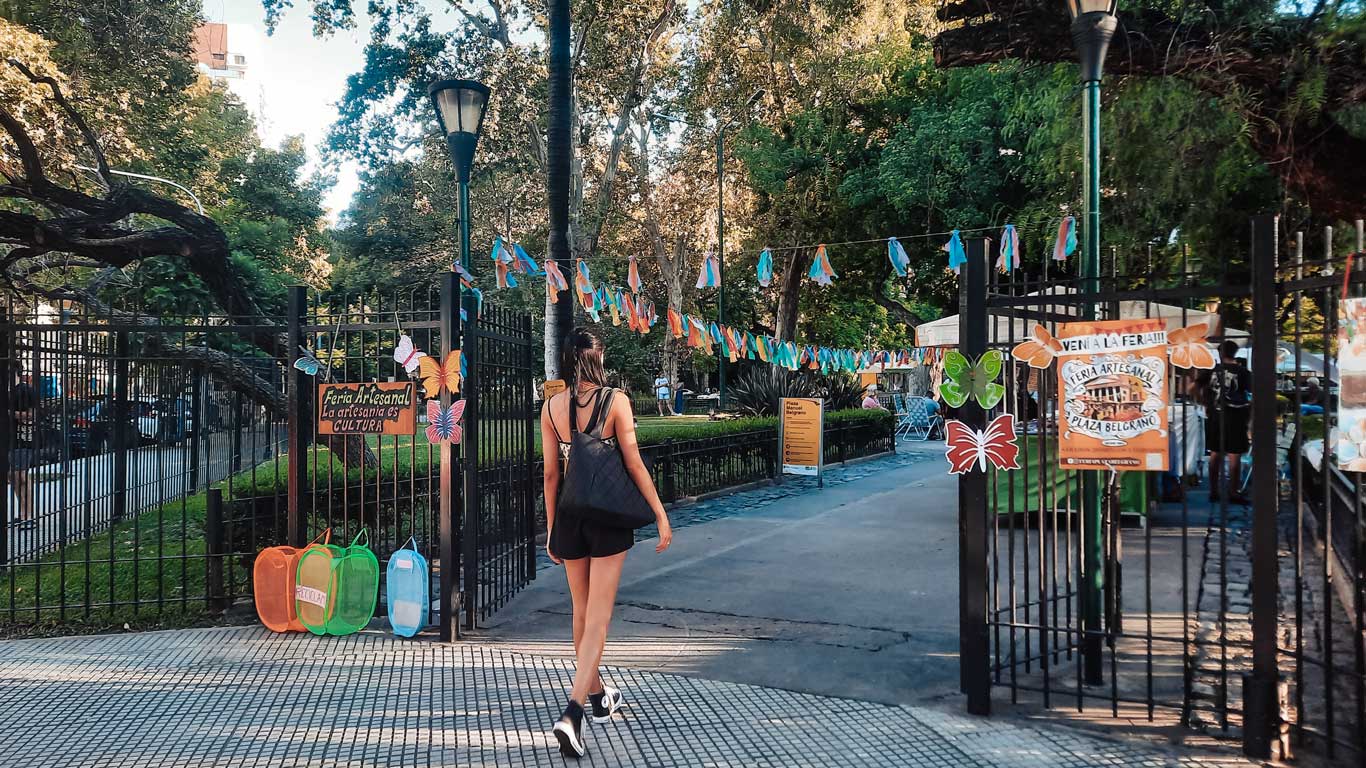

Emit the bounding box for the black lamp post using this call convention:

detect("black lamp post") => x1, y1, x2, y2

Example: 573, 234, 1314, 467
428, 78, 491, 272
1065, 0, 1116, 686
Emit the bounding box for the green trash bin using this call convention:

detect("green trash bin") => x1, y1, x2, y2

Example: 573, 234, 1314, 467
295, 529, 379, 636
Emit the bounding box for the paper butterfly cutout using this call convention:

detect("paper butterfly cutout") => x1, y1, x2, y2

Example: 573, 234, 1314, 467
1010, 324, 1062, 369
941, 349, 1005, 409
293, 352, 322, 377
945, 413, 1020, 475
1168, 323, 1215, 370
425, 399, 467, 444
697, 251, 719, 289
419, 350, 463, 398
393, 334, 424, 374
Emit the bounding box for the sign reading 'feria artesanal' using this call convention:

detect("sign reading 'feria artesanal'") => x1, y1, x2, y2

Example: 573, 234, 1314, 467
780, 397, 824, 478
1056, 318, 1170, 471
318, 382, 416, 435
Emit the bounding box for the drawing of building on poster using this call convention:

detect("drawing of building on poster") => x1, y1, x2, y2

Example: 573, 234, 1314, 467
1056, 318, 1170, 471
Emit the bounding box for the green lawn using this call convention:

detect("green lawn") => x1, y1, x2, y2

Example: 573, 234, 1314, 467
2, 409, 891, 634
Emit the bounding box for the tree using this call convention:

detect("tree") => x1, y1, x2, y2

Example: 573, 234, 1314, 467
932, 0, 1366, 221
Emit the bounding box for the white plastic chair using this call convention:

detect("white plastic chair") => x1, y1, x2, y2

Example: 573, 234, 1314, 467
898, 396, 943, 441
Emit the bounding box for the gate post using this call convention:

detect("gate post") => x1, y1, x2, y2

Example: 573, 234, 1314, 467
1243, 213, 1280, 759
112, 331, 130, 524
438, 272, 461, 641
958, 237, 991, 715
461, 291, 480, 630
285, 286, 308, 548
524, 313, 538, 581
0, 312, 9, 567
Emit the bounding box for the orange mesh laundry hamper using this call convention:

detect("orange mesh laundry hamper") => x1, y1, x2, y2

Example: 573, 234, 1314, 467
253, 529, 332, 633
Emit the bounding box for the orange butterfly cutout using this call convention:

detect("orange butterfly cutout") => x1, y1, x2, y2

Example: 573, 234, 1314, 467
1011, 324, 1063, 369
419, 350, 463, 397
1168, 323, 1216, 370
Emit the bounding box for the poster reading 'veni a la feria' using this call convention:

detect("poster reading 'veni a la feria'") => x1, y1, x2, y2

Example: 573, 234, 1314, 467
1056, 318, 1170, 471
1335, 298, 1366, 470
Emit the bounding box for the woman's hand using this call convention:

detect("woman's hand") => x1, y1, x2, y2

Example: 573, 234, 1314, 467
546, 537, 561, 565
654, 513, 672, 554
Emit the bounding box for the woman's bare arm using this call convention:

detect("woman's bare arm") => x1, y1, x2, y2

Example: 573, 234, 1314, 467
540, 397, 563, 564
610, 394, 672, 553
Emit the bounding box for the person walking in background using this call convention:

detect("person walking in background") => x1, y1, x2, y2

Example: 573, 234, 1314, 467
1203, 340, 1251, 505
540, 328, 673, 759
653, 372, 672, 416
6, 359, 36, 531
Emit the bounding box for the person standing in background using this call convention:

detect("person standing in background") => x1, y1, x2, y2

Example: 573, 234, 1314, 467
7, 359, 37, 531
653, 372, 672, 416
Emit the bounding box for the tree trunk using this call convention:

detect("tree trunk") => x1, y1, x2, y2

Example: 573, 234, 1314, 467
773, 248, 811, 341
545, 0, 574, 379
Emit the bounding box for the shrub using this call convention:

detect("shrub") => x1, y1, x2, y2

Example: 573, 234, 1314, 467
730, 366, 817, 416
818, 372, 866, 411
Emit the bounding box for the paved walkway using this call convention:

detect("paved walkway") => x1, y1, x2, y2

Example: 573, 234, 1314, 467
0, 626, 1253, 767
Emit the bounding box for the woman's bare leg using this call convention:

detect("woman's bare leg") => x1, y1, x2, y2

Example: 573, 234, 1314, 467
562, 557, 599, 698
568, 551, 626, 705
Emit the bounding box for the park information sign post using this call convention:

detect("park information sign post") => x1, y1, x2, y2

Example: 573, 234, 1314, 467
318, 382, 416, 434
779, 396, 824, 486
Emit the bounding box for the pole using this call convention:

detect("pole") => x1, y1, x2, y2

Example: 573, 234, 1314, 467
957, 238, 991, 715
1243, 214, 1279, 758
716, 127, 727, 407
285, 286, 308, 548
459, 181, 473, 272
1079, 74, 1105, 686
439, 272, 461, 641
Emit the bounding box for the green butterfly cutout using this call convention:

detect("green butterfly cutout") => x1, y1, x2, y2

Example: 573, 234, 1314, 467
940, 349, 1005, 409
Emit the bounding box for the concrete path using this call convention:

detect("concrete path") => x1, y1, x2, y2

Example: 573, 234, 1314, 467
481, 443, 962, 708
0, 626, 1254, 767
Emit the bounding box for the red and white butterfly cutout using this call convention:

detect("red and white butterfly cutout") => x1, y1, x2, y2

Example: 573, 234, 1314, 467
426, 399, 467, 444
945, 413, 1021, 475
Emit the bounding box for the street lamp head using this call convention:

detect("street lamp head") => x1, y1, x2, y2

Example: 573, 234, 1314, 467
746, 89, 765, 108
1066, 0, 1118, 83
428, 78, 491, 183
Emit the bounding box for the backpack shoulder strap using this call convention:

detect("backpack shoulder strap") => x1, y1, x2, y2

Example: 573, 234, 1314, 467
585, 387, 615, 437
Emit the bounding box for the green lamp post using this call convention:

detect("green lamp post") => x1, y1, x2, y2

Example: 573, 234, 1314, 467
1066, 0, 1117, 684
428, 78, 492, 273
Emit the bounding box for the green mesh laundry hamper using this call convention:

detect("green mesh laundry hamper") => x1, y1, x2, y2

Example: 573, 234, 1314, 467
325, 529, 379, 635
295, 528, 380, 636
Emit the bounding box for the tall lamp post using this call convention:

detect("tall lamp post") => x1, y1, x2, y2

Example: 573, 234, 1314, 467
1066, 0, 1117, 685
427, 77, 489, 641
715, 88, 764, 407
428, 78, 492, 273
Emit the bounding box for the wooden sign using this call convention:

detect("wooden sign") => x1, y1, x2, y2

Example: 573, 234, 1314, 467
318, 382, 416, 435
1056, 318, 1169, 471
542, 379, 567, 399
780, 397, 824, 480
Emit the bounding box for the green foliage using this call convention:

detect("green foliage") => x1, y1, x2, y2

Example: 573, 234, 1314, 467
730, 366, 819, 417
819, 373, 866, 412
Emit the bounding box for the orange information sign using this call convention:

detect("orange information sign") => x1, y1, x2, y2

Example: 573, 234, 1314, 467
1056, 318, 1169, 471
780, 397, 824, 477
858, 372, 878, 391
542, 379, 567, 400
318, 382, 416, 435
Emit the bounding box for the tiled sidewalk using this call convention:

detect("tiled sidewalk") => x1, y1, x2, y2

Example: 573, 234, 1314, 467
0, 626, 1251, 767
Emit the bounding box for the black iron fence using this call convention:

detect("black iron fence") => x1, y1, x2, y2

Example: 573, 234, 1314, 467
956, 216, 1365, 765
0, 275, 538, 639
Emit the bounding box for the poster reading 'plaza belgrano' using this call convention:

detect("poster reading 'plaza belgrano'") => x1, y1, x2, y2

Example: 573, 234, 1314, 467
1056, 318, 1170, 472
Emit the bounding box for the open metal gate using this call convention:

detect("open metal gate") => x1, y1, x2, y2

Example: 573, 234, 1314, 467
958, 216, 1365, 764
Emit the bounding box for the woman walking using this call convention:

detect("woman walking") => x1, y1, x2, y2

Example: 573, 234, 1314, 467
541, 328, 672, 758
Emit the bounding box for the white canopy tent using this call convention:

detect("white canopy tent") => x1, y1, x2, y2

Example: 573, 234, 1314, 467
914, 288, 1246, 347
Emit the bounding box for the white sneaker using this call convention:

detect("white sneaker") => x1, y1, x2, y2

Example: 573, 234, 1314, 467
552, 701, 587, 758
588, 685, 624, 723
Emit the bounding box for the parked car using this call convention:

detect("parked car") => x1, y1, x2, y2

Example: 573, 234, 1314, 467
69, 400, 143, 457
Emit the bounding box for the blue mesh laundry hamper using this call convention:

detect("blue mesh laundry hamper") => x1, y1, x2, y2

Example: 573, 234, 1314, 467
386, 537, 429, 638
